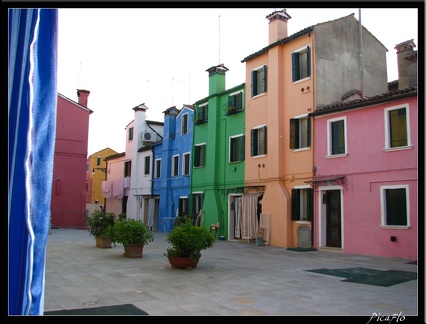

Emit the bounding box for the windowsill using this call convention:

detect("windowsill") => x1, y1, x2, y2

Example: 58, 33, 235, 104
325, 153, 348, 159
252, 155, 266, 159
380, 225, 410, 229
252, 92, 266, 99
293, 147, 310, 152
293, 77, 311, 85
295, 220, 311, 224
384, 145, 413, 152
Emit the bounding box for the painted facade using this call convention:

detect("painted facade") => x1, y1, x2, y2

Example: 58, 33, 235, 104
241, 9, 389, 248
309, 88, 417, 259
192, 64, 246, 240
86, 147, 118, 204
51, 90, 92, 228
152, 105, 194, 233
103, 104, 164, 219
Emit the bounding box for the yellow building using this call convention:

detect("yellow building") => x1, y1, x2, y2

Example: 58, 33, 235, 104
87, 148, 118, 205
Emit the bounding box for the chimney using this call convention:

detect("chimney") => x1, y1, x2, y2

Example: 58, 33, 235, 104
395, 39, 417, 90
77, 89, 90, 107
266, 9, 291, 45
206, 63, 229, 96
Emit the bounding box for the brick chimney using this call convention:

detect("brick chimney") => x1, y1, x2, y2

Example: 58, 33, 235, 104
77, 89, 90, 107
266, 9, 291, 45
395, 39, 417, 90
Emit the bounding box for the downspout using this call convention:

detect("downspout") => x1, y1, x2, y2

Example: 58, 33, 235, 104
359, 8, 364, 97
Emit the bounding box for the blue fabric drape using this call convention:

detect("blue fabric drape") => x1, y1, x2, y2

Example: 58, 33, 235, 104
8, 8, 58, 315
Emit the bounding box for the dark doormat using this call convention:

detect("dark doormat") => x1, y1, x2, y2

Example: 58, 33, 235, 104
305, 267, 417, 287
286, 247, 317, 252
44, 304, 148, 316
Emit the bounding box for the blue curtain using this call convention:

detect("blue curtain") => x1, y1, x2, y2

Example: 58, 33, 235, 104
8, 8, 58, 315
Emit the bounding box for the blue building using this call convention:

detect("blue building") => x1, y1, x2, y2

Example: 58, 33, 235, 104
153, 105, 194, 233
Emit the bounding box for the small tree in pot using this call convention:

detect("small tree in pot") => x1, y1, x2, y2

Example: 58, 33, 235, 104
111, 218, 154, 258
166, 218, 215, 269
85, 210, 116, 248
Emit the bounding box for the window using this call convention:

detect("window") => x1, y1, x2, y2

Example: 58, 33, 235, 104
183, 152, 190, 175
172, 155, 179, 176
251, 65, 267, 97
128, 127, 134, 141
155, 159, 161, 178
384, 105, 410, 149
196, 104, 208, 124
230, 135, 245, 162
144, 156, 150, 175
124, 161, 131, 177
192, 192, 204, 215
291, 188, 313, 221
226, 91, 244, 114
96, 157, 101, 166
327, 117, 346, 156
86, 163, 89, 172
182, 113, 188, 135
250, 126, 267, 156
380, 185, 409, 227
292, 46, 311, 82
290, 115, 311, 149
178, 197, 188, 216
194, 143, 206, 167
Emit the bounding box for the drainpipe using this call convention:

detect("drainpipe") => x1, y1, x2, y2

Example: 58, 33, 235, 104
359, 8, 364, 97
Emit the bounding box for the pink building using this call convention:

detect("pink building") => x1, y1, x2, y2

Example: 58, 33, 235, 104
50, 90, 92, 228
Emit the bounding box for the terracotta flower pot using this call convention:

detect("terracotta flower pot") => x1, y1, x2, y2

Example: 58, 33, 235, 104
96, 236, 112, 248
123, 244, 144, 258
167, 256, 199, 269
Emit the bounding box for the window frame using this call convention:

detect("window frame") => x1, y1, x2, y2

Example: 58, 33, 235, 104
326, 117, 347, 157
182, 113, 188, 135
384, 104, 411, 151
251, 64, 267, 97
144, 155, 150, 176
290, 114, 311, 150
226, 90, 244, 114
155, 158, 161, 178
182, 152, 191, 176
172, 154, 179, 177
292, 45, 311, 83
196, 103, 208, 123
291, 186, 313, 221
250, 125, 267, 157
194, 143, 206, 168
229, 134, 245, 163
124, 161, 131, 177
380, 184, 410, 228
128, 127, 134, 141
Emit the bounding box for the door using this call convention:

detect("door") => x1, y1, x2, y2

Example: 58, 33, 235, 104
326, 190, 341, 247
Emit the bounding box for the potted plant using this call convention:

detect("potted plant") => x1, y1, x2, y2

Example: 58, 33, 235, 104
194, 117, 204, 125
85, 210, 116, 248
111, 218, 154, 258
225, 106, 237, 115
165, 218, 215, 269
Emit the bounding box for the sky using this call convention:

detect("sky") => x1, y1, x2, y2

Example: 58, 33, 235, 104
56, 7, 419, 156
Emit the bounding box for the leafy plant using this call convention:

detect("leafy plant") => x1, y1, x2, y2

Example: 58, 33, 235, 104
112, 218, 154, 246
85, 210, 116, 238
166, 219, 215, 261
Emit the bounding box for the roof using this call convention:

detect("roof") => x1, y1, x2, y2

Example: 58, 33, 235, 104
242, 13, 387, 63
310, 87, 417, 117
57, 93, 93, 113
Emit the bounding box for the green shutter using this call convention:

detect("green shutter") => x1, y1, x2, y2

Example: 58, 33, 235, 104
307, 188, 313, 221
250, 129, 256, 156
307, 117, 311, 147
291, 189, 299, 220
306, 46, 311, 77
262, 65, 267, 93
292, 52, 299, 81
239, 135, 245, 161
262, 126, 267, 154
290, 118, 297, 149
251, 70, 257, 97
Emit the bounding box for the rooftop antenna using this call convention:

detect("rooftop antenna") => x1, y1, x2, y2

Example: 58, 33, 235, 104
146, 80, 149, 104
77, 61, 82, 100
188, 74, 191, 103
218, 14, 221, 64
